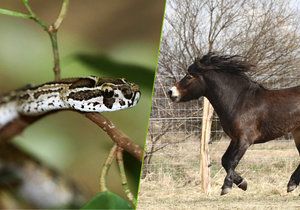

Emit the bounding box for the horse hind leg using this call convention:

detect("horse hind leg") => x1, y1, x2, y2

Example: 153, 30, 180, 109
287, 127, 300, 192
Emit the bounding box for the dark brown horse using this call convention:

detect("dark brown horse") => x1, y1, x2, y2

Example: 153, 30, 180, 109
168, 52, 300, 195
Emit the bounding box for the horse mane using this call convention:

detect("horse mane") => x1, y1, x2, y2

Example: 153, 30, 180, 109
196, 52, 254, 75
195, 52, 265, 89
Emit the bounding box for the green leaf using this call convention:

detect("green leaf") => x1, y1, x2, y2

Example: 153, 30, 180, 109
0, 8, 31, 19
123, 151, 141, 195
81, 191, 133, 210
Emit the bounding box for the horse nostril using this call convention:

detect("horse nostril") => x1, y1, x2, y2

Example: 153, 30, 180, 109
168, 90, 172, 96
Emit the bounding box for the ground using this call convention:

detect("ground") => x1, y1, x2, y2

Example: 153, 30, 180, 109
138, 139, 300, 209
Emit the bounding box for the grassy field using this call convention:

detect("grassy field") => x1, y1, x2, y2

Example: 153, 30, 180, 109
138, 139, 300, 209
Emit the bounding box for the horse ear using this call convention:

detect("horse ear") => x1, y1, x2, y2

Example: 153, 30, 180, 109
200, 53, 211, 65
194, 57, 201, 66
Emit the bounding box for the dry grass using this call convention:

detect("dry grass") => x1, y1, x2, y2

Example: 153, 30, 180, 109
138, 140, 300, 209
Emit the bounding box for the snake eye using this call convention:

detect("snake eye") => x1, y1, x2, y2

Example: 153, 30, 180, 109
121, 87, 133, 99
102, 86, 114, 98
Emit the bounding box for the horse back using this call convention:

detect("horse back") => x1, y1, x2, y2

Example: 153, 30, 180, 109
229, 85, 300, 143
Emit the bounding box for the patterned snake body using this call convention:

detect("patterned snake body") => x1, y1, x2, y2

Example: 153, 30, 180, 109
0, 144, 85, 208
0, 76, 140, 129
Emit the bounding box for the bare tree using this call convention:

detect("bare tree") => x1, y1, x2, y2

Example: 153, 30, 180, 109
160, 0, 300, 84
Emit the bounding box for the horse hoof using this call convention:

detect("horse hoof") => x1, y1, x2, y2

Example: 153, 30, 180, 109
221, 187, 231, 195
287, 184, 297, 193
237, 179, 247, 191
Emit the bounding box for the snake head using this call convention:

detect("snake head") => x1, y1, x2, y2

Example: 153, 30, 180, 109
66, 77, 141, 112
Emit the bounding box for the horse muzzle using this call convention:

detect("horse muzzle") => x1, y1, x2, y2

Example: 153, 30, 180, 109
168, 86, 181, 102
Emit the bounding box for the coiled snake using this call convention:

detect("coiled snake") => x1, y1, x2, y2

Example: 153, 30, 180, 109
0, 76, 141, 129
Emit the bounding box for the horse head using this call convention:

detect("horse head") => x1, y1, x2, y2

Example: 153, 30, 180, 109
168, 52, 252, 102
168, 56, 211, 102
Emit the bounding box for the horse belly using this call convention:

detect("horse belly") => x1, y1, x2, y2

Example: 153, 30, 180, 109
258, 105, 300, 142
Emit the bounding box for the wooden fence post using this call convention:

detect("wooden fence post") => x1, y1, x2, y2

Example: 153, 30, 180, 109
200, 97, 214, 194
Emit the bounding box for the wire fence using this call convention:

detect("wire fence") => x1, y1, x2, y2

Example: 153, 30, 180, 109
143, 140, 298, 185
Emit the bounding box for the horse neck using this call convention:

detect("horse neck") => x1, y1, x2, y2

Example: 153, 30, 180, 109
204, 72, 257, 120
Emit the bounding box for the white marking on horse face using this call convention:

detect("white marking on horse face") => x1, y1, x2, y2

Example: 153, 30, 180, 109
169, 86, 181, 102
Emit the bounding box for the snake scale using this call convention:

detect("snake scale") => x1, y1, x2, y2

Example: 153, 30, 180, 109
0, 76, 141, 129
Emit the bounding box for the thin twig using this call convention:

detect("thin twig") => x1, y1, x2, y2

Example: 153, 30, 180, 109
0, 8, 31, 19
49, 0, 69, 81
100, 144, 117, 192
47, 30, 61, 81
22, 0, 48, 30
116, 147, 137, 206
85, 113, 144, 161
22, 0, 69, 81
53, 0, 69, 30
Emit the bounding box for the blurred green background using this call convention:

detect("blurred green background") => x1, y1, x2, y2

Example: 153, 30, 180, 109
0, 0, 164, 202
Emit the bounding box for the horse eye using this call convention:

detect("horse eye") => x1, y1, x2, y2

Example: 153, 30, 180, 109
102, 86, 114, 98
186, 74, 193, 79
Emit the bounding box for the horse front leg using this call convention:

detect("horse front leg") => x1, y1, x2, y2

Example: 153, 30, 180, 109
221, 141, 248, 191
288, 128, 300, 192
221, 140, 250, 195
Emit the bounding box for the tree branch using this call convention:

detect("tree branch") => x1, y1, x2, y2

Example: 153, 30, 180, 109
22, 0, 70, 81
0, 111, 143, 162
99, 144, 117, 192
85, 113, 143, 161
116, 147, 136, 206
53, 0, 69, 30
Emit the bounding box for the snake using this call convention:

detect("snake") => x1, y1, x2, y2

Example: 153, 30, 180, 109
0, 143, 86, 208
0, 76, 140, 207
0, 76, 141, 129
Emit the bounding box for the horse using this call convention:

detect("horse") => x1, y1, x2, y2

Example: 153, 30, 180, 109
168, 52, 300, 195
